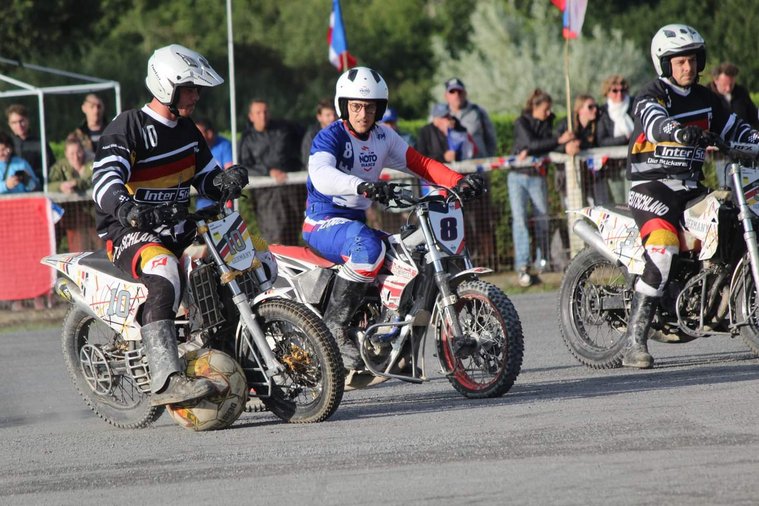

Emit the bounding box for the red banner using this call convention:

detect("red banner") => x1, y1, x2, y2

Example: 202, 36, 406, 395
0, 196, 56, 300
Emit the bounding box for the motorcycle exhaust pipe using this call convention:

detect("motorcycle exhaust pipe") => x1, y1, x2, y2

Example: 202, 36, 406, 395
54, 278, 98, 319
572, 219, 621, 265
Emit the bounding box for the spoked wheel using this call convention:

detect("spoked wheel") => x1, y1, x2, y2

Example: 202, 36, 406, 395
61, 307, 162, 428
558, 248, 631, 369
438, 280, 524, 398
237, 299, 344, 423
736, 259, 759, 356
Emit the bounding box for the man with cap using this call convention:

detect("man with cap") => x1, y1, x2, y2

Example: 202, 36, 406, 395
444, 77, 498, 157
416, 103, 476, 163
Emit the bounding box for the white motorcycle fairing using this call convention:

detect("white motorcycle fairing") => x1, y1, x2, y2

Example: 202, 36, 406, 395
42, 252, 146, 340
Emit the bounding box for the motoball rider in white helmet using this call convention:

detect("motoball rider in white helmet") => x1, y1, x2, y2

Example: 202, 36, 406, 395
91, 44, 249, 405
621, 25, 759, 369
303, 66, 485, 370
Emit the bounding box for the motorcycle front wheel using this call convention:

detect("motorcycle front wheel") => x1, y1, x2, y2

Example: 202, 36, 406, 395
237, 299, 344, 423
558, 248, 630, 369
735, 260, 759, 356
61, 307, 162, 428
438, 280, 524, 398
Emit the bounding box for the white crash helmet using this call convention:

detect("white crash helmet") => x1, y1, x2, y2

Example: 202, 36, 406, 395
334, 67, 389, 121
145, 44, 224, 106
650, 24, 706, 78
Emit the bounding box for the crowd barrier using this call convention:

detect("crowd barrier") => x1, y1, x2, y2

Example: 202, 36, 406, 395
1, 146, 643, 302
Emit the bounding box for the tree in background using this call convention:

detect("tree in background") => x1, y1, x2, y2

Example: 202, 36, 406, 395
0, 0, 756, 140
430, 1, 649, 117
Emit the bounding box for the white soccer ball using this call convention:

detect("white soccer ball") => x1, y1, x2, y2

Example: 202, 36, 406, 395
167, 349, 247, 431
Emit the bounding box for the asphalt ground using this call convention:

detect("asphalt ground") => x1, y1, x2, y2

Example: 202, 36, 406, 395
3, 289, 759, 505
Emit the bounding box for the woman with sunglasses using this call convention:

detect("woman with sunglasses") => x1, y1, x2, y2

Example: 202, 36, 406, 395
597, 75, 634, 147
597, 75, 635, 205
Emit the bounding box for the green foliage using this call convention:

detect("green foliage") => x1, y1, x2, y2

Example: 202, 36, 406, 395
2, 0, 756, 145
431, 0, 649, 116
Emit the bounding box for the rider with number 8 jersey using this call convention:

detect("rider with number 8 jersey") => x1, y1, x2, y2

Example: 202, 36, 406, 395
304, 67, 464, 370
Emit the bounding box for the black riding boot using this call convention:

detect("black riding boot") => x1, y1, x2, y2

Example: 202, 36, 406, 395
621, 293, 657, 369
323, 277, 367, 370
141, 320, 215, 406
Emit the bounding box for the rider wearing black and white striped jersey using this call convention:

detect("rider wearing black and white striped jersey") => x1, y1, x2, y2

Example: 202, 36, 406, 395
91, 45, 248, 405
623, 24, 759, 369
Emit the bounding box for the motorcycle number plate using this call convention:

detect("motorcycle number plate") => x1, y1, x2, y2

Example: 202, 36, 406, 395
207, 212, 256, 270
429, 201, 465, 255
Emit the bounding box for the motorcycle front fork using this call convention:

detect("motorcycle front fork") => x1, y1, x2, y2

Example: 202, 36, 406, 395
729, 163, 759, 290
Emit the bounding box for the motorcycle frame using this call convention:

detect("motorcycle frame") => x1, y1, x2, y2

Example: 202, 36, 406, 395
273, 190, 493, 382
42, 204, 287, 395
571, 143, 759, 339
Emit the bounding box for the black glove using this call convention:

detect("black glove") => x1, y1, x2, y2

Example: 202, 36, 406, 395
674, 125, 703, 146
213, 164, 249, 199
357, 181, 395, 205
117, 201, 178, 231
454, 173, 485, 200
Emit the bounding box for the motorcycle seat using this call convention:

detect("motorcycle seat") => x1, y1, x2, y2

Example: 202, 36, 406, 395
79, 249, 136, 282
269, 245, 336, 268
612, 205, 633, 218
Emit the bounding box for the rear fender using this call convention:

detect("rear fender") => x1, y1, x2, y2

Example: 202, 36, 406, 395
41, 252, 146, 340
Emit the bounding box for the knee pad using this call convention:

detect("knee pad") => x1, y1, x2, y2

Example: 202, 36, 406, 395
139, 246, 183, 319
341, 224, 386, 282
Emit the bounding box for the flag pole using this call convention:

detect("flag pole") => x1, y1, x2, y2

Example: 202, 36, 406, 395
564, 38, 572, 132
563, 36, 583, 257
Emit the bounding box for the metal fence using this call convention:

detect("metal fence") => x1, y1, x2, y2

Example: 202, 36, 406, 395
5, 147, 635, 275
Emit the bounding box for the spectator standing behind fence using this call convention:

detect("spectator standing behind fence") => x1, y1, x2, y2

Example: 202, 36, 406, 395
72, 94, 108, 161
708, 62, 759, 128
239, 99, 302, 244
556, 94, 603, 203
597, 75, 635, 204
380, 107, 415, 146
553, 94, 599, 271
0, 131, 39, 194
444, 77, 498, 158
195, 117, 234, 210
6, 104, 56, 185
300, 99, 337, 167
416, 103, 476, 163
511, 89, 575, 287
48, 135, 99, 252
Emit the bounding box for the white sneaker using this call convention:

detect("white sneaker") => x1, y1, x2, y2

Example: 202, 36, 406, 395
518, 270, 532, 287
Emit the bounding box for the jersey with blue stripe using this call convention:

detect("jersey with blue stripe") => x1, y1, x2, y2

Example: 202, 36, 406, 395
305, 121, 411, 218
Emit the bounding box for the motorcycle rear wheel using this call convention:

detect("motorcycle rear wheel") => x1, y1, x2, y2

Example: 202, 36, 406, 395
61, 307, 162, 429
558, 248, 629, 369
238, 299, 344, 423
438, 280, 524, 398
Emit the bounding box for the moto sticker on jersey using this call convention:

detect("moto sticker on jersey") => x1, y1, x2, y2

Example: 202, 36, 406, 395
359, 146, 378, 170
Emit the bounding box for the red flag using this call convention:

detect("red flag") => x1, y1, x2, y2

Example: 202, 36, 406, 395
327, 0, 357, 71
552, 0, 588, 39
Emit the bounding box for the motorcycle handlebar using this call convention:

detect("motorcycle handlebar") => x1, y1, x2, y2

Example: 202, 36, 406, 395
702, 131, 759, 163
